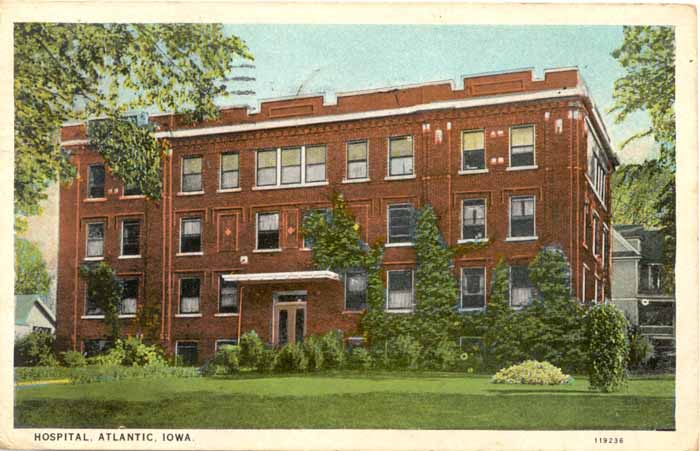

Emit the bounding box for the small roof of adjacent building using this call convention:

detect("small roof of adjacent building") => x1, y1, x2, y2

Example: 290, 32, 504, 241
15, 294, 56, 327
613, 225, 665, 262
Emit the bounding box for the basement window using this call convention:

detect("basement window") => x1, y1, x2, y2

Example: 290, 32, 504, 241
176, 341, 199, 366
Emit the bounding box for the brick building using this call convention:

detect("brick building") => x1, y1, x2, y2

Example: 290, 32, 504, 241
57, 67, 617, 364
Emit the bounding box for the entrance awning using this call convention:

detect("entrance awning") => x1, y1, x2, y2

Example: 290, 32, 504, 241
222, 270, 340, 283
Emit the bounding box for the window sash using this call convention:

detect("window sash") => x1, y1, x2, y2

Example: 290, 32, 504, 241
281, 147, 302, 184
121, 221, 140, 255
86, 223, 104, 257
510, 197, 535, 237
389, 156, 413, 176
120, 279, 138, 314
510, 266, 532, 307
462, 131, 484, 151
345, 271, 368, 311
387, 271, 413, 310
182, 174, 202, 192
180, 219, 202, 253
221, 153, 240, 189
461, 268, 485, 309
219, 278, 238, 313
180, 279, 200, 313
388, 206, 413, 243
88, 165, 105, 198
463, 149, 485, 170
257, 213, 280, 249
182, 157, 202, 192
257, 150, 277, 186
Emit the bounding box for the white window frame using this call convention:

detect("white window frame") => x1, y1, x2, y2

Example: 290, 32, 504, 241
219, 152, 240, 191
385, 269, 415, 312
582, 263, 590, 303
460, 267, 486, 311
386, 135, 415, 179
507, 195, 537, 241
178, 277, 201, 315
85, 221, 105, 260
119, 277, 138, 316
218, 275, 239, 314
87, 164, 106, 199
460, 129, 487, 173
584, 118, 609, 208
254, 146, 327, 189
179, 217, 203, 255
181, 155, 204, 193
255, 212, 281, 252
508, 125, 536, 170
386, 203, 414, 246
119, 219, 141, 258
508, 265, 533, 309
592, 212, 600, 257
345, 139, 369, 182
460, 198, 487, 243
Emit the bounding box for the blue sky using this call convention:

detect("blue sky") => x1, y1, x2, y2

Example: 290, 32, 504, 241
221, 24, 656, 164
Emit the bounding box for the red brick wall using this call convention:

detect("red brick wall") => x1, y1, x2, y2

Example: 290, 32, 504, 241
56, 69, 614, 363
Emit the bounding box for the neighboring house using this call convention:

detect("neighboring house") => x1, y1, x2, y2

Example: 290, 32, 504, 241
15, 294, 57, 339
611, 225, 675, 354
57, 67, 617, 364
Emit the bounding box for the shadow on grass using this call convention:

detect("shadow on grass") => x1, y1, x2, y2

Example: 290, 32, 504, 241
15, 390, 675, 430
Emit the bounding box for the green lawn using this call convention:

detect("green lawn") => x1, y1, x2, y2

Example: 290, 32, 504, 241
15, 372, 675, 430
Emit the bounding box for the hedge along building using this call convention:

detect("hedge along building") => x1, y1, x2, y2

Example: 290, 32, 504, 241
56, 67, 617, 364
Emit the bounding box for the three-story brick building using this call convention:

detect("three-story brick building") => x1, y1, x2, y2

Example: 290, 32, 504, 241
57, 67, 617, 363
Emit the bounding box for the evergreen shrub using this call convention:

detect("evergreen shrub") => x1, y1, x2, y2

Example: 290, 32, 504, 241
275, 343, 308, 372
239, 331, 265, 368
627, 325, 655, 370
201, 345, 240, 376
256, 348, 277, 373
14, 331, 58, 367
319, 330, 345, 369
585, 303, 629, 392
347, 347, 373, 370
60, 350, 87, 368
302, 335, 324, 371
88, 337, 166, 367
388, 335, 422, 370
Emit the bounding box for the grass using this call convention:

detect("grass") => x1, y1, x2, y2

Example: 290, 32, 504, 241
15, 372, 675, 430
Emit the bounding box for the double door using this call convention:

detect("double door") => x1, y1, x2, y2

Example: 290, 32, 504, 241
272, 292, 307, 345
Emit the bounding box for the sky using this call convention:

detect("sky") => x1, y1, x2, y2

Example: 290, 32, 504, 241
220, 24, 657, 164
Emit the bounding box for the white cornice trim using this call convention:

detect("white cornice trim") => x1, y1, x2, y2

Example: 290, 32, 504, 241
61, 86, 587, 145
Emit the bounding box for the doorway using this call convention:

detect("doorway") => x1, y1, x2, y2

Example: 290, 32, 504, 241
272, 291, 307, 345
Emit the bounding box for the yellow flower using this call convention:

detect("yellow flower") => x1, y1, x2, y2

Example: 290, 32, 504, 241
353, 223, 360, 231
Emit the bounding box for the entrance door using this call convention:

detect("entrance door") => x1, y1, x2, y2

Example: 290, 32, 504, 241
273, 292, 307, 345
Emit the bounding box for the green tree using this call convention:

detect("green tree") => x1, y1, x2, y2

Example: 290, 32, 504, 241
14, 238, 51, 295
611, 164, 673, 228
14, 23, 253, 227
79, 262, 123, 341
610, 26, 675, 291
413, 206, 459, 356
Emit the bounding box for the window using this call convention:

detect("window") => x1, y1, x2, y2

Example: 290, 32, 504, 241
179, 278, 200, 314
305, 145, 326, 182
582, 265, 589, 303
509, 265, 533, 307
387, 270, 414, 311
302, 208, 330, 249
509, 126, 535, 167
594, 278, 599, 303
388, 204, 414, 244
257, 212, 280, 250
462, 199, 486, 240
120, 278, 138, 315
215, 340, 238, 352
638, 301, 674, 326
639, 263, 664, 294
180, 218, 202, 253
181, 156, 203, 192
345, 271, 368, 311
256, 149, 277, 186
347, 140, 368, 179
281, 147, 302, 184
123, 181, 142, 196
592, 214, 600, 256
509, 196, 535, 238
586, 124, 609, 202
85, 282, 103, 316
219, 276, 238, 314
461, 268, 486, 310
584, 206, 591, 247
121, 220, 140, 256
256, 146, 327, 187
220, 152, 240, 190
388, 136, 413, 177
176, 341, 198, 366
602, 225, 608, 268
87, 164, 105, 198
86, 222, 105, 258
462, 130, 485, 171
83, 339, 113, 357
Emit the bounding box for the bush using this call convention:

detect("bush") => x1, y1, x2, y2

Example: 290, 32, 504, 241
239, 331, 265, 368
627, 325, 655, 370
347, 347, 373, 370
425, 339, 460, 371
61, 351, 87, 368
14, 331, 58, 367
585, 304, 629, 392
389, 335, 422, 370
302, 336, 324, 371
492, 360, 573, 385
14, 365, 199, 384
14, 366, 74, 382
319, 330, 345, 369
89, 337, 167, 367
275, 343, 308, 372
256, 348, 277, 373
201, 345, 240, 376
